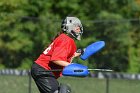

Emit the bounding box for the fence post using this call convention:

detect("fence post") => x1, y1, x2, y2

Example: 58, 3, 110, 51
106, 78, 109, 93
28, 70, 32, 93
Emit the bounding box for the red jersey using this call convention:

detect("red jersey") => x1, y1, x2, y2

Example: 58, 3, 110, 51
35, 33, 77, 78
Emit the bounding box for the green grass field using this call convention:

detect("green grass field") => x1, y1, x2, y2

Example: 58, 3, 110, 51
0, 75, 140, 93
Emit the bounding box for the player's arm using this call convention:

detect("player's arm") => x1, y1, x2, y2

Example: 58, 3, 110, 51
69, 48, 83, 62
52, 52, 81, 66
51, 51, 81, 66
52, 60, 70, 67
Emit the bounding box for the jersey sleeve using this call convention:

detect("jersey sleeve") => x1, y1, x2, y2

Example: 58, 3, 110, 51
50, 39, 70, 62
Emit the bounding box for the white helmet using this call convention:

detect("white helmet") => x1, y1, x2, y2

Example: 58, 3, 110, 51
61, 17, 83, 40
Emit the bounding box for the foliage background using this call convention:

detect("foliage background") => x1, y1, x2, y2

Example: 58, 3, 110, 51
0, 0, 140, 73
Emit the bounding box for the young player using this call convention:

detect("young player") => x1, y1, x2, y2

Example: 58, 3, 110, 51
31, 16, 83, 93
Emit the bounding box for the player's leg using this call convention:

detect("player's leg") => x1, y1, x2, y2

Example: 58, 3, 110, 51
35, 76, 59, 93
31, 63, 59, 93
58, 83, 71, 93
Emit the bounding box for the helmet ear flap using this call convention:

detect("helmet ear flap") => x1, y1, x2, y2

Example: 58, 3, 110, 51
62, 25, 66, 32
61, 19, 66, 32
61, 18, 70, 32
61, 19, 70, 33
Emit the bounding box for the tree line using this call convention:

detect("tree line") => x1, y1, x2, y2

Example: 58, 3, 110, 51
0, 0, 140, 73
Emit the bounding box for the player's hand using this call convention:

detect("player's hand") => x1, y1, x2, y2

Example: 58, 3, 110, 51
74, 52, 81, 57
76, 48, 84, 54
74, 48, 84, 57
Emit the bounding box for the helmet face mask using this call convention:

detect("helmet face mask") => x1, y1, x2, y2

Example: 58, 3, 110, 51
61, 17, 83, 40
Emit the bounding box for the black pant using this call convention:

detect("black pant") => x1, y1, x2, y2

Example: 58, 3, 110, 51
31, 63, 59, 93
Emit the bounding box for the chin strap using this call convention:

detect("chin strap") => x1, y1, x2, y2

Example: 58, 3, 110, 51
70, 30, 82, 40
